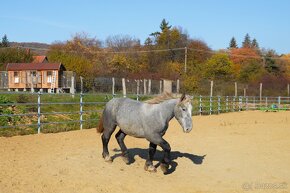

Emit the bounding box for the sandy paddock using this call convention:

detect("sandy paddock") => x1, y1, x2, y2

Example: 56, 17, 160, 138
0, 111, 289, 193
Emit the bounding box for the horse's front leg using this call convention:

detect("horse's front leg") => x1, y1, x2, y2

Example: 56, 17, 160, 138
159, 139, 171, 174
144, 142, 157, 172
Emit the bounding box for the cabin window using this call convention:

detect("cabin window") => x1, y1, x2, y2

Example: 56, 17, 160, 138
47, 71, 52, 83
14, 72, 19, 83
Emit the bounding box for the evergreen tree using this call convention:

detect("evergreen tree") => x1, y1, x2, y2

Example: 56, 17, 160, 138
160, 19, 172, 31
1, 34, 9, 47
242, 33, 251, 48
229, 37, 238, 48
144, 37, 153, 46
264, 50, 279, 73
251, 38, 259, 49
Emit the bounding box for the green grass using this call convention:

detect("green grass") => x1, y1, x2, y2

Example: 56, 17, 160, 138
0, 92, 155, 136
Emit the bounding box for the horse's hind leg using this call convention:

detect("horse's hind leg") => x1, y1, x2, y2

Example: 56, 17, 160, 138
101, 124, 116, 163
115, 129, 130, 164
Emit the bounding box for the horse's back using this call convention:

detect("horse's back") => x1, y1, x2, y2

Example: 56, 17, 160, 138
104, 98, 146, 137
103, 98, 142, 121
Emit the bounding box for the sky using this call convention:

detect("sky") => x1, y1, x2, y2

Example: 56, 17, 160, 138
1, 0, 290, 54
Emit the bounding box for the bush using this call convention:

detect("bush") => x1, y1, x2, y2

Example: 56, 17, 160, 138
0, 95, 10, 103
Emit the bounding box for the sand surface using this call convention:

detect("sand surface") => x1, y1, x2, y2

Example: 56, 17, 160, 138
0, 111, 289, 193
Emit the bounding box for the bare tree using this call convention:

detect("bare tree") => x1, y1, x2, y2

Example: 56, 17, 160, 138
105, 35, 140, 51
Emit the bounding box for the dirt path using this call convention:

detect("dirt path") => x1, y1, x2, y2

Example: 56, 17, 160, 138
0, 111, 289, 193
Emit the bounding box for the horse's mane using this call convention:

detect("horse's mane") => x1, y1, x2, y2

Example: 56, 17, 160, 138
145, 92, 176, 104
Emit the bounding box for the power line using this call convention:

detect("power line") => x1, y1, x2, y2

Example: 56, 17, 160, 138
1, 45, 290, 61
0, 45, 185, 54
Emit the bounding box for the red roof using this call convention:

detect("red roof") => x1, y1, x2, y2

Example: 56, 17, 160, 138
6, 63, 64, 71
32, 56, 48, 63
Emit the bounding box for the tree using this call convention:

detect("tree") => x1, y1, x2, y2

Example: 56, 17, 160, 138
242, 33, 251, 48
229, 37, 238, 49
105, 35, 140, 51
0, 47, 33, 70
229, 47, 263, 80
263, 49, 280, 74
47, 33, 104, 90
187, 39, 212, 69
144, 37, 153, 46
251, 38, 259, 49
239, 60, 264, 82
144, 19, 189, 77
149, 18, 171, 40
203, 53, 235, 80
280, 54, 290, 77
160, 19, 172, 31
1, 34, 9, 47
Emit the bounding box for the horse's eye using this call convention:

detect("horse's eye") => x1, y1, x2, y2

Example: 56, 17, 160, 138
182, 108, 186, 111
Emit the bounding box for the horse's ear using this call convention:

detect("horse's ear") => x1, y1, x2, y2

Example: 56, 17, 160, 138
180, 93, 186, 102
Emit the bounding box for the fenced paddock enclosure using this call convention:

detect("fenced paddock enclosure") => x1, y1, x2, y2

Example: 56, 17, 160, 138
1, 92, 290, 193
0, 91, 290, 136
0, 111, 289, 193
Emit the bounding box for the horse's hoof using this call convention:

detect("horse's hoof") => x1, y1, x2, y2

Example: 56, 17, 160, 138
160, 163, 169, 174
122, 156, 130, 165
144, 164, 157, 173
104, 155, 113, 163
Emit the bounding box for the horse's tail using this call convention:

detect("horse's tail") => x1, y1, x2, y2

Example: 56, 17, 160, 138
97, 116, 104, 133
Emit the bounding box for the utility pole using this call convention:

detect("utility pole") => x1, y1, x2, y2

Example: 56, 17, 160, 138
184, 47, 187, 74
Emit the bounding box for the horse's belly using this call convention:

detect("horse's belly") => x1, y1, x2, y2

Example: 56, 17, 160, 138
118, 123, 145, 138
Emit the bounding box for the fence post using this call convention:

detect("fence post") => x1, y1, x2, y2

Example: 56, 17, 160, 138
144, 79, 147, 95
253, 96, 256, 110
148, 79, 151, 95
80, 93, 83, 130
278, 96, 281, 111
239, 96, 242, 111
37, 92, 41, 134
199, 95, 202, 115
287, 83, 289, 97
259, 83, 263, 105
159, 80, 162, 94
136, 80, 140, 101
177, 79, 180, 94
226, 96, 229, 112
210, 80, 213, 97
218, 96, 221, 114
209, 96, 212, 115
232, 96, 236, 112
235, 82, 237, 97
112, 77, 115, 97
80, 76, 83, 94
192, 95, 194, 113
246, 96, 248, 111
265, 97, 268, 108
122, 78, 126, 98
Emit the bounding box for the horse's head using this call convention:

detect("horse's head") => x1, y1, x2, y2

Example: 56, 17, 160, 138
174, 93, 193, 133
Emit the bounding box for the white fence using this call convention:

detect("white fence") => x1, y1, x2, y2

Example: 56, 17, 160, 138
0, 92, 289, 135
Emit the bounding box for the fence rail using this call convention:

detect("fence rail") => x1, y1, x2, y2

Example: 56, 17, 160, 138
0, 92, 289, 135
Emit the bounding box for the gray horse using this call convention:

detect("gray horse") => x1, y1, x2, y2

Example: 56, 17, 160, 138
97, 93, 193, 173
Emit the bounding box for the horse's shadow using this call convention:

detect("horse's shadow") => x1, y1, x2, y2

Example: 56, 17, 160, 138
112, 148, 206, 175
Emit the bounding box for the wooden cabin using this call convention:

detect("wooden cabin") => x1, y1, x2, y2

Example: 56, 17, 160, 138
6, 63, 66, 92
